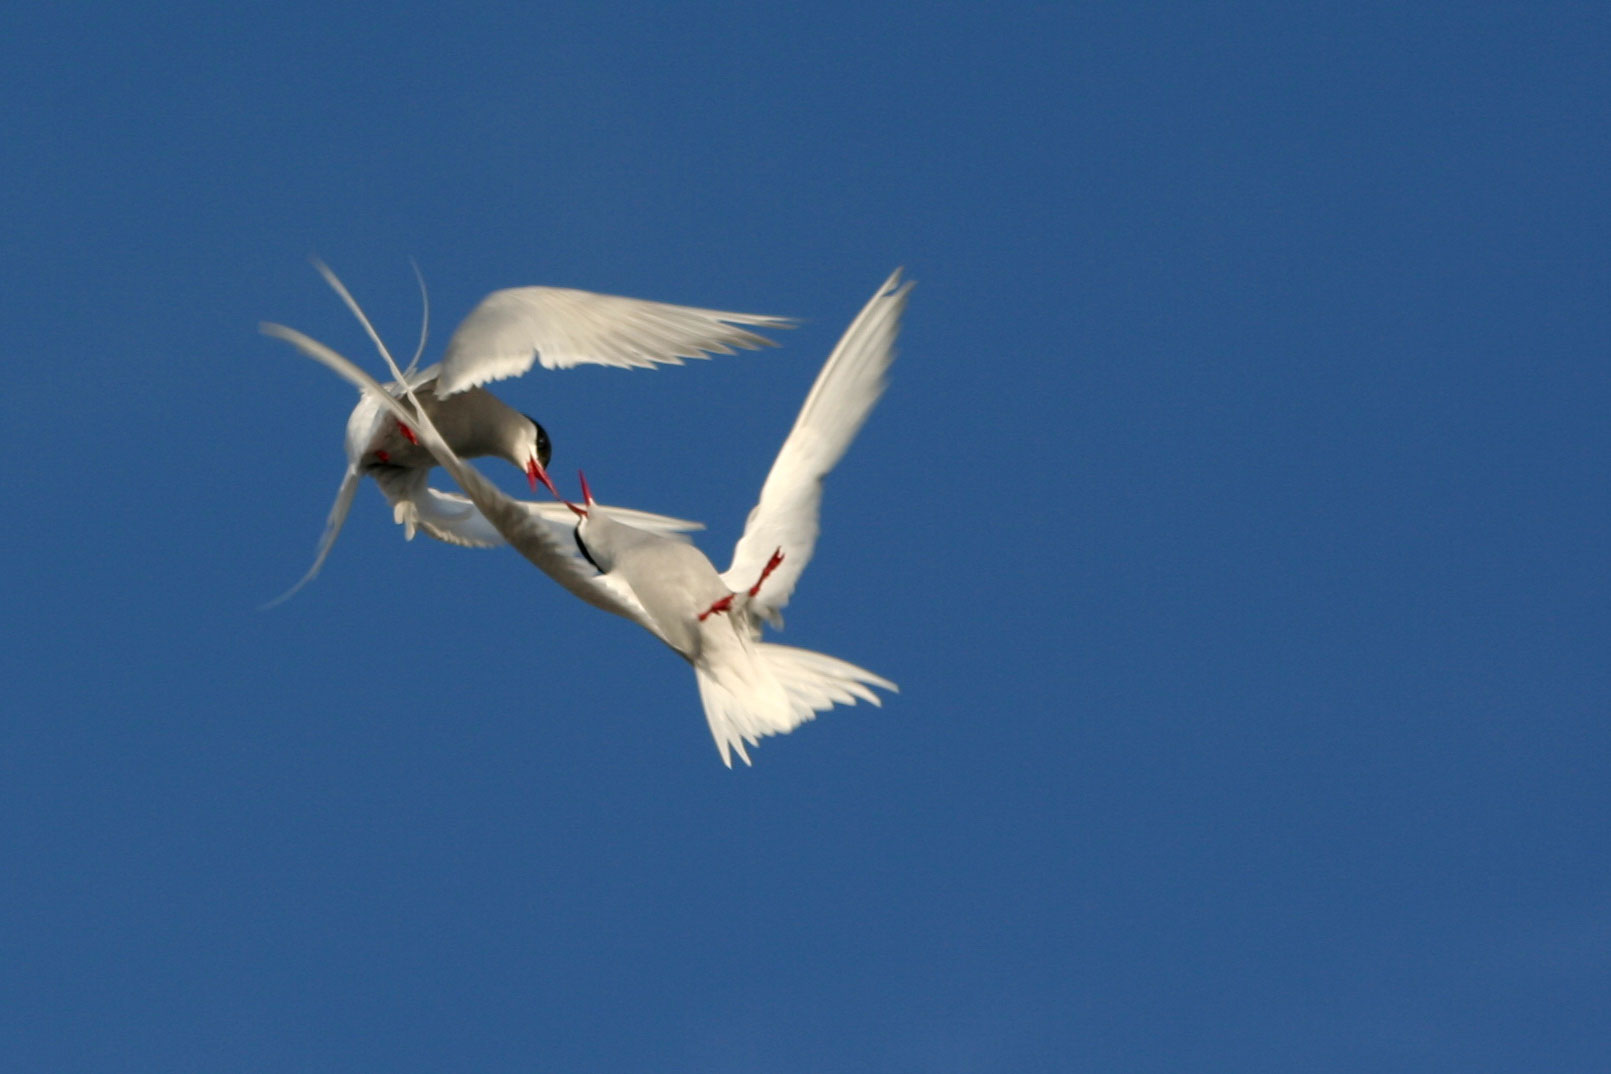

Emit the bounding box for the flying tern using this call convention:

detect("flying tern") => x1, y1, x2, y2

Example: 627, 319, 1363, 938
268, 260, 793, 605
262, 268, 908, 765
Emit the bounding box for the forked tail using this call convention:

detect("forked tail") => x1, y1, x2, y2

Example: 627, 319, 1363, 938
695, 643, 896, 767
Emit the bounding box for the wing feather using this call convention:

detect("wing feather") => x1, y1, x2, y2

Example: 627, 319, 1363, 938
261, 466, 363, 608
433, 286, 795, 395
397, 487, 703, 549
722, 270, 911, 627
261, 322, 654, 627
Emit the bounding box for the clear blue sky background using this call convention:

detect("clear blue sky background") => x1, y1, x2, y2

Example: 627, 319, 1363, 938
4, 3, 1607, 1070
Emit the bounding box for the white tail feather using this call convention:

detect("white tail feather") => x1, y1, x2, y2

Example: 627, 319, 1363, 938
261, 466, 363, 608
695, 643, 896, 767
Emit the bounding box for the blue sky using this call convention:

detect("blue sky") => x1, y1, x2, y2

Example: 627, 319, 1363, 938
4, 3, 1608, 1070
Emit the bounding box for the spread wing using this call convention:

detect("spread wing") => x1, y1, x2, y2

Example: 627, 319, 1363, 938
433, 286, 795, 396
261, 322, 655, 628
403, 488, 703, 549
722, 269, 911, 629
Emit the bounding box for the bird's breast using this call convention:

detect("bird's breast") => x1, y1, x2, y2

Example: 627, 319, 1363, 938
612, 543, 730, 657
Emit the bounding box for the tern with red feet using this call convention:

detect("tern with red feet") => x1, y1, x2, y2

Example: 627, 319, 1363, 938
267, 259, 792, 605
264, 269, 909, 765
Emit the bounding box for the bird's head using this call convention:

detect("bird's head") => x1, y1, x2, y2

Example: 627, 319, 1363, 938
524, 451, 589, 525
519, 414, 554, 493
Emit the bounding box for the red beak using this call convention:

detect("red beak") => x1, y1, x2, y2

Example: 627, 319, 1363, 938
530, 457, 586, 517
527, 457, 560, 498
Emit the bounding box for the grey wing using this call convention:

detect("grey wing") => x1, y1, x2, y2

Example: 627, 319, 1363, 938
261, 465, 363, 608
261, 322, 654, 628
433, 286, 795, 396
405, 489, 705, 548
536, 501, 703, 539
722, 270, 912, 629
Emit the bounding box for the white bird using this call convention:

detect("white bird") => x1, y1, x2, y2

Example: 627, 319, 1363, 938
338, 372, 705, 547
268, 260, 794, 605
262, 268, 910, 765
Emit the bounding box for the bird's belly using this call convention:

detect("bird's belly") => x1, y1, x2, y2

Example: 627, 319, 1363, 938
616, 545, 729, 657
361, 424, 436, 469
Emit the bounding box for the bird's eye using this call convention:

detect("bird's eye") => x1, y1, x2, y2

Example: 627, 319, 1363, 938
525, 414, 554, 466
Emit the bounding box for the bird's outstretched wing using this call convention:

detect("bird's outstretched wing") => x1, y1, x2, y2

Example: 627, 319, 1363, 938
721, 269, 912, 629
402, 486, 703, 549
433, 286, 796, 396
261, 322, 655, 628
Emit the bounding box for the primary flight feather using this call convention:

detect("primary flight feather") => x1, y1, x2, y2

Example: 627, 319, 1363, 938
263, 269, 908, 765
268, 261, 787, 605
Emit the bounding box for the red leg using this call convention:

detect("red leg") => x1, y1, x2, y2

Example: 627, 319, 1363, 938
699, 548, 784, 622
748, 548, 786, 597
396, 420, 419, 445
698, 594, 735, 622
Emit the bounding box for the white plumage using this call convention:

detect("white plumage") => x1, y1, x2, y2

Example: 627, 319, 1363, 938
268, 261, 786, 605
434, 285, 796, 394
263, 269, 909, 765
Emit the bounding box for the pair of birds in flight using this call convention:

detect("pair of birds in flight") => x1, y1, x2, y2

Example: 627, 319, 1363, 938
263, 261, 911, 766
